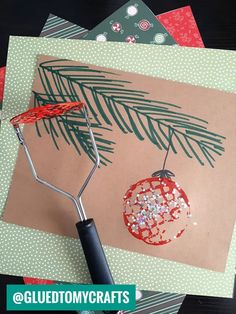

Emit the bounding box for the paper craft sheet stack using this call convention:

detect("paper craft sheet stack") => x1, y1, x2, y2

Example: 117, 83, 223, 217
40, 4, 204, 48
0, 0, 236, 305
5, 8, 208, 313
1, 5, 194, 313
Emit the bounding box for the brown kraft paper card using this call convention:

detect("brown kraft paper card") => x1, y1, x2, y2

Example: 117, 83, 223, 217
3, 55, 236, 272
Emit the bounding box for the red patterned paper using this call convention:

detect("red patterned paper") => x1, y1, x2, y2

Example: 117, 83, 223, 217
0, 66, 6, 102
23, 277, 54, 284
157, 6, 204, 48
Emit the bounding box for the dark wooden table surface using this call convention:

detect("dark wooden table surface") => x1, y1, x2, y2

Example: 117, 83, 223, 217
0, 1, 236, 313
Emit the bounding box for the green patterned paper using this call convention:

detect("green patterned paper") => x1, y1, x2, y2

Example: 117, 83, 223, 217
40, 14, 88, 39
76, 290, 185, 314
1, 36, 236, 297
83, 0, 176, 45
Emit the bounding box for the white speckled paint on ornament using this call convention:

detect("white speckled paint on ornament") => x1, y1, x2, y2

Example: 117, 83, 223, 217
0, 36, 236, 297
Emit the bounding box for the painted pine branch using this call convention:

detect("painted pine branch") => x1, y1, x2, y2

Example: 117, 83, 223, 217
33, 59, 225, 167
33, 92, 115, 165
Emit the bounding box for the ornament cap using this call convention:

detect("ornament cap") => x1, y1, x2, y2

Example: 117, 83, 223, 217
152, 169, 175, 179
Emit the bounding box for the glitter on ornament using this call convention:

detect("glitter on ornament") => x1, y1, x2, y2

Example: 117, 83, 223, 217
123, 175, 191, 245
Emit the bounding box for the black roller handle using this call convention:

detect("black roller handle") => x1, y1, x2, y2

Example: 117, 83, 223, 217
76, 218, 114, 285
76, 219, 119, 314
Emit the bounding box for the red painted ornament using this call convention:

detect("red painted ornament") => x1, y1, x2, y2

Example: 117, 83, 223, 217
123, 170, 191, 245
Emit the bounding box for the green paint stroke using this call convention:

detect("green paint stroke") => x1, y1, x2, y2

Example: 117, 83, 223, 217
33, 59, 225, 167
33, 92, 115, 166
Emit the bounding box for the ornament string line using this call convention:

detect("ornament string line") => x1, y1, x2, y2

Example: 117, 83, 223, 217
162, 129, 174, 171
